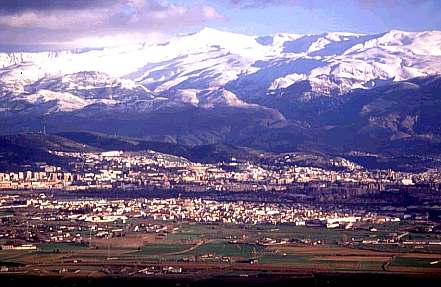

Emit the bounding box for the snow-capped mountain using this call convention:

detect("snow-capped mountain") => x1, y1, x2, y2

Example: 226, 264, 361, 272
2, 28, 441, 108
1, 28, 441, 154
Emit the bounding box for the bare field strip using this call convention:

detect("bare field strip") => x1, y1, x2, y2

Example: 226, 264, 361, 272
269, 246, 394, 256
311, 256, 391, 262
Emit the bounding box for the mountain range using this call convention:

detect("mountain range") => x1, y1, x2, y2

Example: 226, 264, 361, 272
1, 28, 441, 165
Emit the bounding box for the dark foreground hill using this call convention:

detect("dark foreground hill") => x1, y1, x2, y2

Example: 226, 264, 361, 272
0, 132, 268, 170
2, 76, 441, 159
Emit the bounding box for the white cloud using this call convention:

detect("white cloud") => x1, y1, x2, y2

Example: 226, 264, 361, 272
0, 0, 223, 49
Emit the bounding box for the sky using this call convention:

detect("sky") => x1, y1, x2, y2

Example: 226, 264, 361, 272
0, 0, 440, 51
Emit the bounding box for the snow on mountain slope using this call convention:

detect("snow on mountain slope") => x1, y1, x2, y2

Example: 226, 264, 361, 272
198, 89, 254, 108
0, 70, 158, 114
0, 89, 93, 115
22, 90, 89, 113
28, 71, 154, 101
157, 88, 256, 109
1, 28, 441, 114
254, 30, 441, 100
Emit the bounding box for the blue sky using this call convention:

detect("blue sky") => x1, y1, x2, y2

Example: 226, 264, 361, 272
0, 0, 440, 50
199, 0, 441, 35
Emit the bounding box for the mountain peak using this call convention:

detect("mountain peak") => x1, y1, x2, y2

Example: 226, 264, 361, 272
2, 28, 441, 116
198, 27, 228, 35
190, 27, 254, 42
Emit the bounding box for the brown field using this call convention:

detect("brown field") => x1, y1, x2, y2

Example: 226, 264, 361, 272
312, 256, 391, 262
387, 266, 441, 273
269, 245, 393, 256
398, 253, 441, 259
91, 234, 155, 248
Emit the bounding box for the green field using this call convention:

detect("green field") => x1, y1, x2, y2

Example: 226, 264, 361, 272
38, 242, 89, 252
183, 241, 261, 258
138, 243, 194, 255
391, 256, 441, 268
0, 210, 14, 217
1, 220, 441, 275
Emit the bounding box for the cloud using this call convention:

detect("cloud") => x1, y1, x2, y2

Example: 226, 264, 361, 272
0, 0, 118, 13
0, 0, 223, 49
